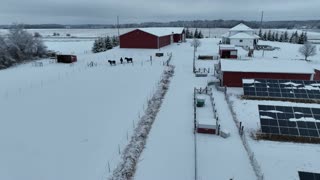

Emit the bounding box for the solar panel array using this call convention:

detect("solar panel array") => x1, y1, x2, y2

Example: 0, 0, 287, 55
243, 79, 320, 100
299, 171, 320, 180
258, 105, 320, 138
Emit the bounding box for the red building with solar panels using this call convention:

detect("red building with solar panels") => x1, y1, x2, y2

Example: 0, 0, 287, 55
217, 59, 319, 87
120, 27, 185, 49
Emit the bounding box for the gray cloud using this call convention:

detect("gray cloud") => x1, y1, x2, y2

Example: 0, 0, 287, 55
1, 0, 319, 24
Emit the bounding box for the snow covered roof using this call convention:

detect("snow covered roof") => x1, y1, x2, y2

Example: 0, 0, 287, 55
229, 32, 260, 39
229, 23, 254, 32
137, 27, 184, 37
219, 45, 236, 50
220, 59, 315, 74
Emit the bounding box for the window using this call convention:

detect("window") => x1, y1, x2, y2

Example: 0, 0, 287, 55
239, 39, 243, 42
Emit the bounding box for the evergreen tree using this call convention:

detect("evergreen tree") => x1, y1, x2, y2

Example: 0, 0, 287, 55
267, 30, 272, 41
112, 36, 119, 47
289, 33, 294, 43
198, 30, 204, 39
304, 32, 308, 43
298, 32, 305, 44
92, 39, 100, 53
271, 32, 275, 41
263, 32, 267, 40
189, 30, 194, 38
274, 32, 279, 41
98, 37, 106, 51
258, 29, 263, 38
186, 28, 191, 38
279, 33, 284, 42
194, 29, 199, 39
105, 36, 113, 50
283, 31, 289, 42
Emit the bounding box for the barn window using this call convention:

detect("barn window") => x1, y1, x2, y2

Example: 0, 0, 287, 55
239, 39, 243, 42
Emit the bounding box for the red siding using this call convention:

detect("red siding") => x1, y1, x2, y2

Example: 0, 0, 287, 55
173, 34, 181, 42
314, 69, 320, 80
173, 30, 185, 42
197, 128, 216, 134
219, 50, 238, 59
120, 29, 157, 49
57, 55, 77, 63
222, 72, 312, 87
159, 35, 171, 48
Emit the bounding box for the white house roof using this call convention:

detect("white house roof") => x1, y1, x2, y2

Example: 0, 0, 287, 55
219, 45, 236, 50
220, 59, 315, 74
137, 27, 184, 37
229, 23, 254, 32
229, 32, 260, 39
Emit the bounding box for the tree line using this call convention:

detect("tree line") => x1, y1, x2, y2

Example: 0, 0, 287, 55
92, 36, 119, 53
0, 24, 47, 69
258, 30, 308, 44
186, 28, 204, 39
2, 20, 319, 29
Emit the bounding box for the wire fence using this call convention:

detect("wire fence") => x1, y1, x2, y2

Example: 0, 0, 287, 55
224, 90, 264, 180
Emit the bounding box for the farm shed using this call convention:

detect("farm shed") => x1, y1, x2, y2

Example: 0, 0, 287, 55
219, 45, 238, 59
217, 59, 317, 87
197, 118, 217, 134
56, 55, 77, 63
120, 27, 185, 49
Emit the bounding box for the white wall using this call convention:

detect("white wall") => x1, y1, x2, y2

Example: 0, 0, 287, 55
229, 31, 255, 36
230, 38, 254, 47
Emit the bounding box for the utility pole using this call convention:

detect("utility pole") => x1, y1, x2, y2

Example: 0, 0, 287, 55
260, 11, 264, 31
117, 16, 120, 37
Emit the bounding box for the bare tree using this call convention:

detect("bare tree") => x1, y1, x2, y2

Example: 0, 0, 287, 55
299, 42, 317, 61
191, 38, 201, 73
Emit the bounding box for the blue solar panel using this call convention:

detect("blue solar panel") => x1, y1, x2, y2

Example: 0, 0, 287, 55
243, 79, 320, 101
299, 171, 320, 180
258, 105, 320, 138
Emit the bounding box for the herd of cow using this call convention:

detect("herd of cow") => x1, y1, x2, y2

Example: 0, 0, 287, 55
108, 57, 133, 66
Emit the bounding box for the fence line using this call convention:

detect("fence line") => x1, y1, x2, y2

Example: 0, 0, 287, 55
108, 58, 175, 180
224, 92, 264, 180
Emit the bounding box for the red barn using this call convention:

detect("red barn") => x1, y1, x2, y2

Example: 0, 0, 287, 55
217, 59, 317, 87
120, 27, 185, 49
219, 45, 238, 59
56, 55, 77, 63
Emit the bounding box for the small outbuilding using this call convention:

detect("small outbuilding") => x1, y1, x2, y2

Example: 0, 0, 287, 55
120, 27, 185, 49
56, 55, 77, 63
219, 45, 238, 59
197, 118, 217, 134
217, 59, 318, 87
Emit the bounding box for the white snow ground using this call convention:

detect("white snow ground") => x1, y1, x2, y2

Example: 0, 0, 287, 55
2, 32, 320, 180
135, 38, 256, 180
0, 40, 170, 180
229, 94, 320, 180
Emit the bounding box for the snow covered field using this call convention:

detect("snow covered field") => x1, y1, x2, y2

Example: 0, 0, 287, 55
2, 29, 320, 180
0, 39, 170, 180
0, 28, 228, 38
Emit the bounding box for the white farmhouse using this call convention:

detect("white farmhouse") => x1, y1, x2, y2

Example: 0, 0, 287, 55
222, 23, 260, 48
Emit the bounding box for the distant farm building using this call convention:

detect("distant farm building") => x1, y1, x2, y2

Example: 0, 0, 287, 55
57, 55, 77, 63
222, 23, 260, 48
219, 45, 238, 59
216, 59, 319, 87
120, 27, 185, 49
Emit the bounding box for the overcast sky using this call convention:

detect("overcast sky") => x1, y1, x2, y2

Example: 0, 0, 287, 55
1, 0, 320, 25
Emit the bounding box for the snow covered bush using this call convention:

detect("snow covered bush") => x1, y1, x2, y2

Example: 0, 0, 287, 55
0, 24, 47, 69
92, 36, 119, 53
299, 42, 317, 61
109, 65, 175, 180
